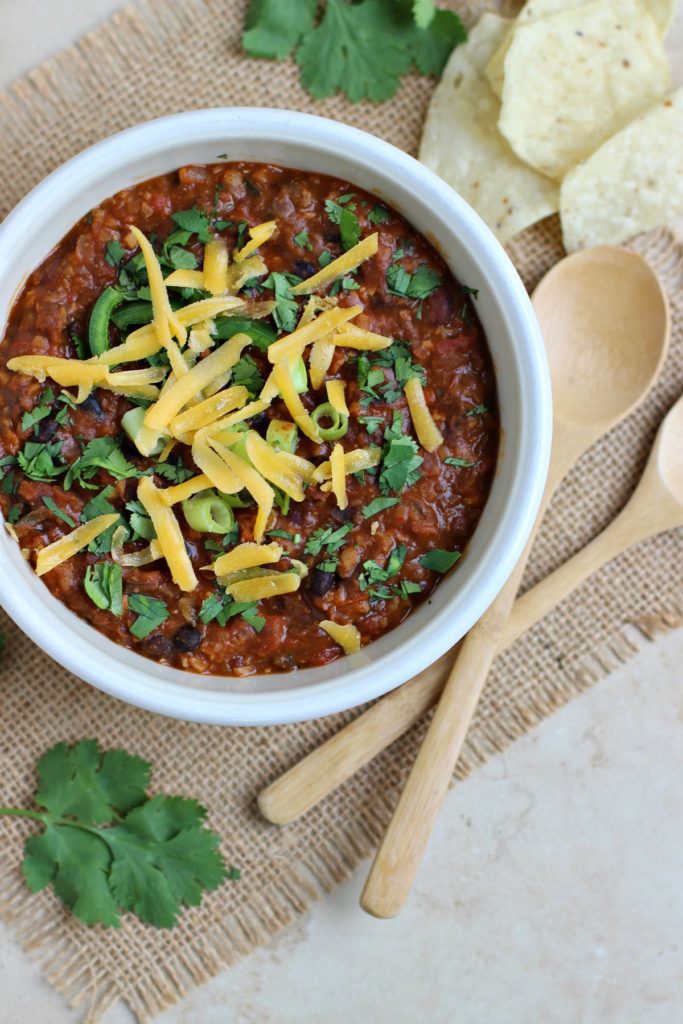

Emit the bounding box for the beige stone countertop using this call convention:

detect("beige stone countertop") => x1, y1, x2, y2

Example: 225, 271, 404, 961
0, 3, 682, 1021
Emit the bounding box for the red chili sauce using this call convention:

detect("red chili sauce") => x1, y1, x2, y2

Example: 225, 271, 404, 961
0, 163, 498, 675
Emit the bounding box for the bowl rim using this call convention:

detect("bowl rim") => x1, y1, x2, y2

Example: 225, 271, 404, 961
0, 107, 552, 725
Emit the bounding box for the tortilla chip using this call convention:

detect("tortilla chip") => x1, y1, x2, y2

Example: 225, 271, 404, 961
418, 13, 559, 244
498, 0, 671, 180
486, 0, 672, 99
560, 89, 683, 252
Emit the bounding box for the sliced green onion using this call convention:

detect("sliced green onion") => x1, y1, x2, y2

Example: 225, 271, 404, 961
311, 402, 349, 441
266, 419, 298, 454
88, 287, 125, 357
182, 491, 235, 534
289, 356, 309, 395
121, 406, 165, 457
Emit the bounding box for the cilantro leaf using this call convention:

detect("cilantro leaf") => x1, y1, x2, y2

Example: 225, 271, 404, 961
128, 594, 169, 639
368, 205, 390, 225
213, 315, 277, 352
387, 262, 442, 301
82, 486, 125, 554
379, 414, 423, 494
125, 499, 156, 541
17, 440, 66, 483
41, 495, 76, 528
293, 230, 313, 251
410, 8, 467, 76
296, 0, 413, 103
84, 562, 124, 615
419, 548, 461, 573
304, 522, 355, 557
362, 496, 400, 518
232, 355, 265, 399
32, 740, 150, 825
242, 0, 319, 59
170, 208, 212, 244
411, 0, 435, 29
21, 387, 55, 433
64, 437, 137, 491
5, 739, 232, 929
465, 404, 489, 417
199, 590, 265, 632
445, 456, 476, 468
262, 271, 300, 333
104, 240, 127, 267
151, 460, 195, 485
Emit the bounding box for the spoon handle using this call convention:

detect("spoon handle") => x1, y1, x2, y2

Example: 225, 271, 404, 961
501, 495, 671, 650
257, 492, 674, 827
360, 572, 519, 918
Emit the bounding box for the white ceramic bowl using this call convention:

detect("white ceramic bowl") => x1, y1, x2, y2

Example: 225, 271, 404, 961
0, 109, 551, 726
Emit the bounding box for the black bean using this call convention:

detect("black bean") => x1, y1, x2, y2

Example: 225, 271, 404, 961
293, 259, 317, 279
33, 418, 58, 442
173, 625, 202, 652
79, 394, 103, 417
250, 411, 268, 433
142, 634, 174, 660
309, 568, 335, 596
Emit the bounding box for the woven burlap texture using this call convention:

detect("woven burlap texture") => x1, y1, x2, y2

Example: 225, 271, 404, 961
0, 1, 681, 1021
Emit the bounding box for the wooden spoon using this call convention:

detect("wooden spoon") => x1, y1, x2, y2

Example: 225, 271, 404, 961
502, 392, 683, 649
258, 248, 670, 845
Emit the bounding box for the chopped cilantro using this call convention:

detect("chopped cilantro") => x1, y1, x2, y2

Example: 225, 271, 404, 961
82, 486, 123, 554
361, 496, 400, 518
41, 496, 76, 529
368, 205, 391, 224
7, 504, 22, 524
104, 240, 126, 267
304, 522, 354, 557
359, 545, 418, 601
358, 414, 384, 435
379, 413, 423, 494
21, 387, 56, 433
267, 529, 302, 544
419, 548, 461, 573
236, 220, 249, 249
170, 208, 212, 244
387, 263, 442, 301
293, 230, 313, 251
64, 437, 137, 490
84, 562, 123, 616
17, 440, 66, 483
261, 271, 301, 333
318, 250, 334, 268
128, 594, 169, 639
445, 456, 476, 468
372, 340, 425, 403
152, 460, 195, 485
199, 589, 265, 632
465, 404, 488, 417
125, 499, 156, 542
326, 199, 361, 252
231, 355, 265, 399
213, 315, 277, 352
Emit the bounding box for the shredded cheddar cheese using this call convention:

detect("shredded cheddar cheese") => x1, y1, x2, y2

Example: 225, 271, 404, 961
137, 476, 198, 592
329, 443, 348, 510
290, 234, 378, 294
319, 620, 361, 654
211, 540, 283, 577
36, 514, 119, 577
404, 376, 444, 453
225, 572, 300, 602
326, 379, 349, 416
233, 220, 277, 262
203, 237, 229, 295
206, 438, 274, 542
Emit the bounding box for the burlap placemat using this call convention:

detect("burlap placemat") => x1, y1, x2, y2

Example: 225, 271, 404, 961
0, 1, 681, 1020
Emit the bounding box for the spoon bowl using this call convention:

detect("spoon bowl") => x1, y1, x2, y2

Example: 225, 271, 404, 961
534, 246, 670, 437
656, 396, 683, 507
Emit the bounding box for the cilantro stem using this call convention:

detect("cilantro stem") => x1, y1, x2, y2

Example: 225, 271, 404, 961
0, 808, 47, 822
0, 807, 111, 841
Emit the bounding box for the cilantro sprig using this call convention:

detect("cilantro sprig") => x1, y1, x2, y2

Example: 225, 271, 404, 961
0, 740, 233, 928
242, 0, 467, 103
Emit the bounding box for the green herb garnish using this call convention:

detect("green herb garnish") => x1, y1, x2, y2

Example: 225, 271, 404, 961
0, 739, 231, 928
379, 414, 423, 494
199, 590, 265, 632
368, 205, 391, 224
293, 230, 313, 251
242, 0, 467, 103
84, 562, 123, 615
104, 240, 127, 267
304, 522, 354, 557
262, 271, 301, 333
17, 440, 67, 483
170, 207, 212, 244
465, 404, 488, 417
387, 263, 442, 301
128, 594, 169, 639
64, 437, 137, 491
361, 496, 400, 518
419, 548, 461, 573
444, 457, 476, 468
231, 355, 265, 399
41, 496, 76, 528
